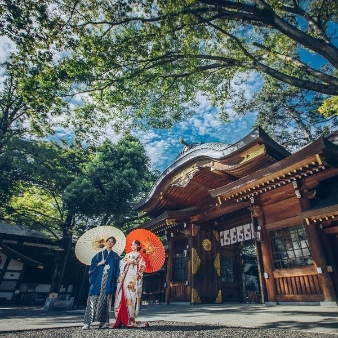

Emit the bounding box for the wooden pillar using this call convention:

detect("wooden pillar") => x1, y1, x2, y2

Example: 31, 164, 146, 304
298, 186, 337, 302
188, 230, 194, 304
251, 197, 277, 303
305, 222, 337, 302
165, 235, 173, 304
258, 219, 277, 302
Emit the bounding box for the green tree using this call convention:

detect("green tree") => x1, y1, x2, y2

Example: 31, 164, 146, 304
319, 96, 338, 117
4, 140, 91, 292
19, 0, 336, 132
0, 0, 62, 53
0, 64, 72, 206
3, 1, 338, 131
0, 73, 30, 205
63, 134, 155, 228
0, 138, 28, 208
4, 135, 155, 292
229, 77, 337, 150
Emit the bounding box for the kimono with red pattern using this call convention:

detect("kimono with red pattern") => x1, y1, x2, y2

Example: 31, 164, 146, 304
113, 251, 148, 328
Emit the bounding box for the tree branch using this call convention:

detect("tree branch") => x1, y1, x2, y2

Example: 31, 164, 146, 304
198, 0, 338, 68
253, 42, 338, 86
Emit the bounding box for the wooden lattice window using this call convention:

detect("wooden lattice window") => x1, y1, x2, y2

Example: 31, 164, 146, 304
172, 254, 188, 282
221, 256, 235, 283
270, 224, 313, 269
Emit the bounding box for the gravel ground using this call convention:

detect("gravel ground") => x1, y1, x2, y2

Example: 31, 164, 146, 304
0, 321, 337, 338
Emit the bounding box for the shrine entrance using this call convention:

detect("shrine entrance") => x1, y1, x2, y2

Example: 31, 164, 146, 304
220, 247, 242, 302
220, 243, 261, 304
241, 243, 261, 304
168, 235, 190, 303
219, 222, 261, 304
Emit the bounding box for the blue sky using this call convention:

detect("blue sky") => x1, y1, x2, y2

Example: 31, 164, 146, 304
133, 109, 257, 172
50, 100, 258, 172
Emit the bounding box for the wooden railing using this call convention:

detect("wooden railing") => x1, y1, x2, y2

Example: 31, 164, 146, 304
275, 275, 322, 295
273, 266, 323, 301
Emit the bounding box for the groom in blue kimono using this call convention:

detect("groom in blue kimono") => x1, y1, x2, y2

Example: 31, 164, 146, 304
82, 236, 120, 330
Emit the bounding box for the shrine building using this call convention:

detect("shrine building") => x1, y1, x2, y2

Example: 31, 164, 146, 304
134, 128, 338, 305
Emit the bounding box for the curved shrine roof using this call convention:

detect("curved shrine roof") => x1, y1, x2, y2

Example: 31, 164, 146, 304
134, 127, 290, 217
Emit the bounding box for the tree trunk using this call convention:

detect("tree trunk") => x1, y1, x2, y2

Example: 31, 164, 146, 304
50, 214, 74, 293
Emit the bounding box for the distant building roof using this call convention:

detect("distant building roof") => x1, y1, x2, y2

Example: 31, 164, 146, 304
0, 221, 50, 240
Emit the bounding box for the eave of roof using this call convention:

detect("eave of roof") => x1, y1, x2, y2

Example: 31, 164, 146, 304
0, 241, 44, 268
301, 204, 338, 226
300, 178, 338, 225
139, 207, 200, 233
209, 137, 338, 202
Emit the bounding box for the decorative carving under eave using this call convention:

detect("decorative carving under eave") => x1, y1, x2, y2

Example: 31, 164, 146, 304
191, 224, 199, 236
215, 290, 222, 304
239, 144, 266, 164
166, 219, 176, 226
191, 288, 202, 304
191, 247, 201, 274
213, 230, 219, 241
305, 213, 338, 225
248, 205, 261, 217
180, 229, 192, 238
202, 239, 211, 251
137, 210, 147, 217
171, 165, 200, 188
214, 253, 220, 276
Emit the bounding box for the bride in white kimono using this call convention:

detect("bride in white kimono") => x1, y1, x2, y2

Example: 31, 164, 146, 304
113, 240, 149, 328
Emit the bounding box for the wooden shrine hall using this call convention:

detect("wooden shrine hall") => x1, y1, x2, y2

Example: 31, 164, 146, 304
134, 128, 338, 305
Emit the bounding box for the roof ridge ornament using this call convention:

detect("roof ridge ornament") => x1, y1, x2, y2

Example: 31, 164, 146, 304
177, 137, 204, 157
179, 137, 189, 146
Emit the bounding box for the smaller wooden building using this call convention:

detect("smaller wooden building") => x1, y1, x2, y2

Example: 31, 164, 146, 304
0, 222, 86, 306
134, 128, 338, 305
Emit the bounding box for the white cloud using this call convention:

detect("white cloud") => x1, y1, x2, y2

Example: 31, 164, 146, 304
129, 70, 263, 172
131, 105, 258, 172
132, 129, 176, 170
0, 36, 16, 63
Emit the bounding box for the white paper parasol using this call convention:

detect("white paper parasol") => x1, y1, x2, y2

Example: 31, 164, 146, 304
75, 225, 126, 265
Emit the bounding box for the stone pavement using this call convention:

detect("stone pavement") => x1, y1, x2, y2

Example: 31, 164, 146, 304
0, 303, 337, 335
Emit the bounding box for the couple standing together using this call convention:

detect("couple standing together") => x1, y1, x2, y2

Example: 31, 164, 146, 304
82, 237, 149, 329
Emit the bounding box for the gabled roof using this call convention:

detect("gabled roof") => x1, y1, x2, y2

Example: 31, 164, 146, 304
0, 222, 59, 268
134, 127, 290, 217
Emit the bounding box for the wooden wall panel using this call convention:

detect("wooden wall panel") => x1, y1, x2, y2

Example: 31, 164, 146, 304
263, 197, 302, 224
169, 283, 190, 302
260, 184, 295, 204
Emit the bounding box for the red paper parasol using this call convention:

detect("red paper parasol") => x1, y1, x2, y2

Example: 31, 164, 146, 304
126, 229, 165, 273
